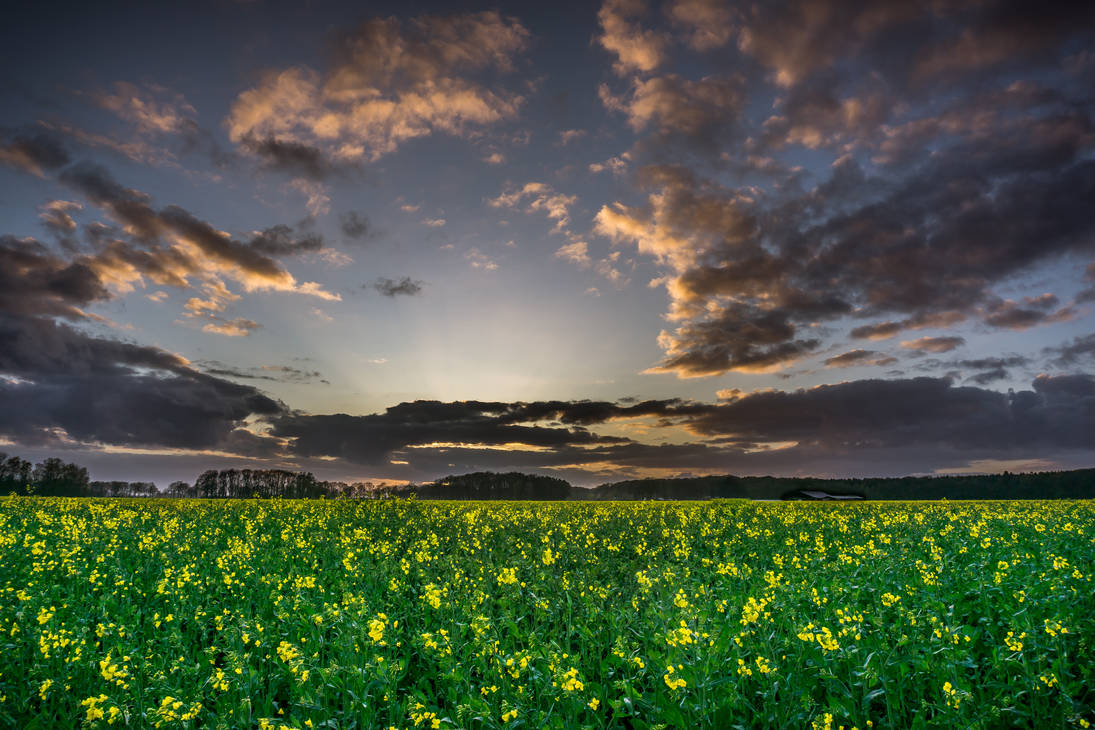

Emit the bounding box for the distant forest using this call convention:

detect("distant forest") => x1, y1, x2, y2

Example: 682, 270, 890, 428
3, 451, 1094, 500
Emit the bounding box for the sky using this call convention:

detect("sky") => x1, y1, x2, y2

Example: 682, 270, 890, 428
2, 0, 1095, 488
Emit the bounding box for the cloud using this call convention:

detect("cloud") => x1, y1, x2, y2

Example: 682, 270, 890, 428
85, 81, 197, 136
59, 83, 231, 170
594, 86, 1095, 377
967, 368, 1009, 385
0, 314, 284, 452
596, 0, 668, 75
247, 224, 324, 256
589, 155, 630, 175
202, 362, 328, 385
240, 135, 336, 180
38, 200, 83, 235
557, 130, 586, 145
491, 182, 628, 285
59, 162, 340, 300
761, 82, 891, 151
956, 356, 1030, 371
183, 279, 239, 316
666, 0, 734, 51
600, 74, 744, 136
36, 120, 180, 169
0, 235, 110, 320
924, 355, 1034, 385
464, 248, 498, 271
227, 11, 529, 163
0, 131, 69, 176
201, 318, 262, 337
489, 182, 576, 231
646, 305, 821, 377
734, 2, 915, 88
1046, 333, 1095, 366
982, 296, 1075, 330
914, 2, 1095, 79
555, 241, 592, 267
849, 321, 903, 341
259, 377, 1095, 481
372, 277, 424, 297
179, 280, 263, 337
900, 336, 966, 354
850, 312, 967, 341
686, 375, 1095, 454
312, 248, 353, 267
823, 349, 897, 369
270, 397, 693, 465
339, 211, 371, 240
285, 179, 331, 217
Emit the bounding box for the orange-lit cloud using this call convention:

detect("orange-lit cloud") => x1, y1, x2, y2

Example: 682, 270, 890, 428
900, 336, 966, 354
601, 74, 744, 134
227, 11, 529, 163
596, 0, 668, 75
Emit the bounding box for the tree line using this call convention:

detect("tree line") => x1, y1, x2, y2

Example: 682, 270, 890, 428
2, 450, 1093, 500
0, 453, 155, 497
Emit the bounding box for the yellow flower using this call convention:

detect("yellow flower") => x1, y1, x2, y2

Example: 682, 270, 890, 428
663, 665, 686, 690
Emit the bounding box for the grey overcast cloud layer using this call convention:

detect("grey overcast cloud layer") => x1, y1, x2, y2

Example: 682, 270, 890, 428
1, 0, 1095, 486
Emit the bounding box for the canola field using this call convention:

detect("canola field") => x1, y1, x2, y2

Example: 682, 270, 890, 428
0, 497, 1092, 729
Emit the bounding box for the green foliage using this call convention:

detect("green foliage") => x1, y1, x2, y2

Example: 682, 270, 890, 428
0, 498, 1092, 728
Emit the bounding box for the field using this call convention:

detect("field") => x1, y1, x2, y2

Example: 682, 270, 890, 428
0, 497, 1092, 729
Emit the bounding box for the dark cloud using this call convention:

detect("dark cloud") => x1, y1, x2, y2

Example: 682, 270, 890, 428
913, 1, 1095, 79
850, 312, 967, 341
0, 314, 284, 451
373, 277, 424, 297
247, 224, 324, 257
270, 397, 702, 465
0, 130, 69, 176
967, 368, 1009, 385
340, 211, 371, 240
954, 355, 1031, 384
686, 375, 1095, 453
0, 235, 109, 319
652, 311, 820, 375
850, 321, 903, 340
60, 162, 165, 242
273, 405, 622, 465
983, 296, 1075, 330
601, 73, 746, 139
957, 356, 1030, 371
240, 135, 336, 181
731, 0, 1095, 93
1046, 333, 1095, 366
761, 76, 891, 151
823, 349, 897, 369
202, 362, 329, 385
